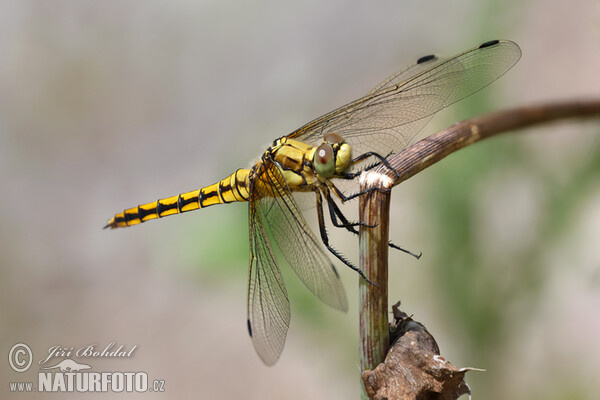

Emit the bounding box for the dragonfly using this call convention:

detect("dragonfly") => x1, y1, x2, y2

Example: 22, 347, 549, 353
105, 39, 521, 365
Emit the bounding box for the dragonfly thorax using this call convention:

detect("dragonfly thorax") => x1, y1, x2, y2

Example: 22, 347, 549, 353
267, 134, 352, 191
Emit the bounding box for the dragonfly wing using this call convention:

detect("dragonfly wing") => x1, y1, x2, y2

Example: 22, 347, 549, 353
246, 160, 348, 365
247, 178, 291, 366
367, 51, 447, 95
287, 40, 521, 162
255, 161, 348, 312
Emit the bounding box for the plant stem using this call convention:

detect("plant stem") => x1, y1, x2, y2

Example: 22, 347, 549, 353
358, 172, 393, 375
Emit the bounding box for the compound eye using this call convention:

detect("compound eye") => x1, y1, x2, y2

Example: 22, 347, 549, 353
314, 143, 335, 178
323, 132, 344, 144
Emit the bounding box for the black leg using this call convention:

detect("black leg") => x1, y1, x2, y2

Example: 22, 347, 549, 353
315, 190, 376, 285
338, 161, 384, 180
324, 174, 393, 204
335, 184, 392, 202
326, 179, 373, 202
350, 151, 400, 180
387, 242, 422, 259
327, 186, 422, 260
325, 190, 374, 231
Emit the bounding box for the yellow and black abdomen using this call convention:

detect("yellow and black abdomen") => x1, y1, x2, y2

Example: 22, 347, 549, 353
104, 168, 251, 229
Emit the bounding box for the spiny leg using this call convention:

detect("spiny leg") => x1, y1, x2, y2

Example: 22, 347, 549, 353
321, 186, 370, 231
385, 238, 422, 259
325, 191, 372, 232
347, 151, 400, 180
315, 190, 376, 285
327, 183, 422, 260
326, 151, 400, 202
328, 176, 391, 203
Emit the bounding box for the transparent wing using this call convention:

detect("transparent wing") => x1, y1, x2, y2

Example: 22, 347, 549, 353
246, 160, 348, 365
259, 161, 348, 311
247, 173, 290, 366
287, 40, 521, 163
367, 52, 445, 95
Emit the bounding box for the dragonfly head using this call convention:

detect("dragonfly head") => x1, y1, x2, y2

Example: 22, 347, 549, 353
313, 133, 352, 179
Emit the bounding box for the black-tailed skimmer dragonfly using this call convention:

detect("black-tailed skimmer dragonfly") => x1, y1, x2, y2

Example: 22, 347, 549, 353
105, 40, 521, 365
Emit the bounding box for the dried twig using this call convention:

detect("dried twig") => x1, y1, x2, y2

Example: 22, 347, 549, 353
382, 100, 600, 185
358, 171, 394, 372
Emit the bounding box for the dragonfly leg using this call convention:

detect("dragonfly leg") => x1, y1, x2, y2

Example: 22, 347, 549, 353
315, 190, 377, 285
327, 183, 422, 260
331, 181, 391, 203
387, 242, 422, 259
350, 151, 400, 180
339, 161, 383, 180
324, 189, 375, 230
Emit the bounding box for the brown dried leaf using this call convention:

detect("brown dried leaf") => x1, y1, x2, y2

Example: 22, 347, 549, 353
362, 302, 483, 400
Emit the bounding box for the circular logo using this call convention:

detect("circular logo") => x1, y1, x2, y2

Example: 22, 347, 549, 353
8, 343, 33, 372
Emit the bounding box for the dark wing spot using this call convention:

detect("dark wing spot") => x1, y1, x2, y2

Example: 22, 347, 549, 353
417, 54, 436, 64
479, 40, 500, 49
247, 319, 253, 337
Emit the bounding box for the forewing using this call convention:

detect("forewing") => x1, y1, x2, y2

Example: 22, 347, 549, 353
255, 161, 348, 312
367, 52, 446, 95
287, 40, 521, 161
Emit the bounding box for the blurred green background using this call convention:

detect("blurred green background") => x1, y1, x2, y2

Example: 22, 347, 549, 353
1, 1, 599, 399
